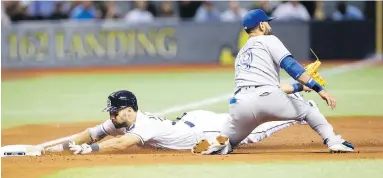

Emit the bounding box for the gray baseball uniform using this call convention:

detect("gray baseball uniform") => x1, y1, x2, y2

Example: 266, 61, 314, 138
224, 35, 345, 147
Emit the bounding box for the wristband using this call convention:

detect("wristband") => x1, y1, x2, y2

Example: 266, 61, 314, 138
292, 83, 304, 93
62, 141, 70, 150
90, 144, 100, 152
305, 78, 323, 93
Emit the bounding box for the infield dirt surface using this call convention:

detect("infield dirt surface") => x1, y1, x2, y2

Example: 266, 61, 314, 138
2, 117, 383, 178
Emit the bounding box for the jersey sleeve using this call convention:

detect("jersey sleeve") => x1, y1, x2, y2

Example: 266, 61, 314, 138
267, 36, 292, 65
88, 119, 125, 142
126, 119, 159, 145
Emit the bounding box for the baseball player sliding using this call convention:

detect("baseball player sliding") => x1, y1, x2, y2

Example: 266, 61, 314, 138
192, 9, 354, 155
46, 83, 314, 155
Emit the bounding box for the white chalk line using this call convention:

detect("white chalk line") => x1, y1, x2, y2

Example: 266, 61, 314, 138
38, 58, 381, 148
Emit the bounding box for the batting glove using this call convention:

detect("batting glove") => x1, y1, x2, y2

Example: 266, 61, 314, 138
68, 141, 93, 155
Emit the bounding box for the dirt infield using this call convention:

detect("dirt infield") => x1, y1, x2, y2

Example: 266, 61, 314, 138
2, 116, 383, 178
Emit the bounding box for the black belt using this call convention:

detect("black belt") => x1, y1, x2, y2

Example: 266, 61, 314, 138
234, 86, 261, 95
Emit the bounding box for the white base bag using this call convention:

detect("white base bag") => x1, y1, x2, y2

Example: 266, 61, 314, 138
1, 145, 44, 157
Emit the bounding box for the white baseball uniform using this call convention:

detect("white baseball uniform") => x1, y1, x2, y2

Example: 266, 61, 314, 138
89, 111, 201, 150
88, 106, 301, 150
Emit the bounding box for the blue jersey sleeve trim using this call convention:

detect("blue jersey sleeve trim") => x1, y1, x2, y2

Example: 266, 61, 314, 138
280, 55, 306, 80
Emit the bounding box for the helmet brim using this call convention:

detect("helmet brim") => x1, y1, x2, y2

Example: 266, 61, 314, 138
102, 106, 118, 112
266, 17, 276, 21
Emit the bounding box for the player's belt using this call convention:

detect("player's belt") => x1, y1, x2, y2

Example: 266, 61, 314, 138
234, 86, 261, 95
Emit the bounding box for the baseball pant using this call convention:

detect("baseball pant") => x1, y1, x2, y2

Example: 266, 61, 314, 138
224, 86, 344, 147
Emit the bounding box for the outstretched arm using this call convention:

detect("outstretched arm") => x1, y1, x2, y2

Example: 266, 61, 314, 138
72, 130, 93, 144
45, 119, 122, 152
69, 134, 141, 154
44, 129, 94, 152
280, 83, 312, 94
280, 56, 336, 109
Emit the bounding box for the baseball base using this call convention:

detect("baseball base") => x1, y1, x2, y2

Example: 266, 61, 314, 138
1, 145, 44, 157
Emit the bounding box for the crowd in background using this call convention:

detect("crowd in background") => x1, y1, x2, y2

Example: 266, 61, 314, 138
1, 1, 378, 25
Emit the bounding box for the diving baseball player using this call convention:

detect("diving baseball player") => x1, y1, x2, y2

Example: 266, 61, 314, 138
45, 85, 314, 154
192, 9, 354, 155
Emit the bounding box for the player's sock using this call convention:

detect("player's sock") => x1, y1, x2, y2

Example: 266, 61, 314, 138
241, 120, 297, 144
305, 108, 344, 146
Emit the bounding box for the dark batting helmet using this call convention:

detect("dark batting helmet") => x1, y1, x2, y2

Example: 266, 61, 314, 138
102, 90, 138, 112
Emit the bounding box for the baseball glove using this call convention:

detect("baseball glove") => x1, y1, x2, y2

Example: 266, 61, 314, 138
304, 49, 326, 86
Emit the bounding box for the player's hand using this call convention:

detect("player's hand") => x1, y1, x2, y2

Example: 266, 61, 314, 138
318, 90, 336, 109
303, 86, 313, 92
45, 144, 64, 152
68, 141, 93, 155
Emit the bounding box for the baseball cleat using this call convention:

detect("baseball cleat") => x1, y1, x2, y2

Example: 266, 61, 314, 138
192, 139, 211, 154
328, 141, 355, 153
192, 136, 231, 155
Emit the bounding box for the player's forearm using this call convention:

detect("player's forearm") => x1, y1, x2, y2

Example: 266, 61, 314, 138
296, 73, 323, 92
72, 130, 93, 145
92, 135, 140, 153
98, 138, 133, 152
58, 130, 91, 147
45, 130, 93, 152
280, 83, 305, 94
296, 72, 311, 84
60, 130, 93, 150
280, 84, 295, 94
280, 84, 294, 94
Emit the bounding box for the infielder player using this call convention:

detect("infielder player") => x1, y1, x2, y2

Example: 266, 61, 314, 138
192, 9, 354, 155
45, 84, 314, 155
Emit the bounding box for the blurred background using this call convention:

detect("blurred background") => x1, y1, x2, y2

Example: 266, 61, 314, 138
1, 1, 382, 128
1, 0, 381, 65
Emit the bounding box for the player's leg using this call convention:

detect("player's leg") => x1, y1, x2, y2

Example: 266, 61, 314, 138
239, 92, 320, 145
289, 92, 319, 112
240, 120, 298, 144
178, 110, 231, 147
192, 88, 266, 154
285, 93, 353, 152
303, 104, 354, 152
218, 87, 307, 148
253, 89, 353, 152
220, 87, 351, 153
193, 87, 352, 154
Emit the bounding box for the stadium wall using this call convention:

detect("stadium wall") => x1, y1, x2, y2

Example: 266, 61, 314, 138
1, 20, 376, 69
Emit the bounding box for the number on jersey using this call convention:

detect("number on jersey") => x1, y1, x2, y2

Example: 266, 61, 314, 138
236, 50, 252, 70
146, 113, 166, 122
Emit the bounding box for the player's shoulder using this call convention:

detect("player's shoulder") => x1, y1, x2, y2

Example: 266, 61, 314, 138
247, 35, 279, 46
141, 111, 154, 116
257, 35, 284, 47
258, 35, 280, 41
136, 111, 153, 121
138, 111, 169, 123
133, 111, 157, 128
139, 111, 160, 117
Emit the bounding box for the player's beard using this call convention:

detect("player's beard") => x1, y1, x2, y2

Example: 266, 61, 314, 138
264, 27, 272, 35
112, 120, 129, 129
